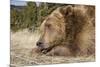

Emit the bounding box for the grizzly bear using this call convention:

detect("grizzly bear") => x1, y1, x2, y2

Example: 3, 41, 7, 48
36, 5, 95, 57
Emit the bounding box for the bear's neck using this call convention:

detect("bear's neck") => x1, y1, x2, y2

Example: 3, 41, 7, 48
64, 12, 88, 55
65, 11, 87, 42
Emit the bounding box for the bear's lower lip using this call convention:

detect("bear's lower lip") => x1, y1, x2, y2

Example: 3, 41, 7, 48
37, 46, 54, 54
41, 47, 53, 54
41, 49, 48, 54
41, 48, 49, 54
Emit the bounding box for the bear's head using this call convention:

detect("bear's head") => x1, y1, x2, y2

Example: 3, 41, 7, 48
36, 5, 88, 54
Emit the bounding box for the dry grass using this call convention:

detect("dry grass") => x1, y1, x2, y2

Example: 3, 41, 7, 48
10, 29, 95, 67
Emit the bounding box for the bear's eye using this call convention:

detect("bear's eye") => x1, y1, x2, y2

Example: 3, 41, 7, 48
45, 23, 51, 28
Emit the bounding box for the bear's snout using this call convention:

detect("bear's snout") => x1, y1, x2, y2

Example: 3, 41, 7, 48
36, 41, 52, 54
36, 41, 43, 48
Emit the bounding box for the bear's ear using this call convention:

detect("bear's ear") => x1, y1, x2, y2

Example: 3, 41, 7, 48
60, 5, 73, 17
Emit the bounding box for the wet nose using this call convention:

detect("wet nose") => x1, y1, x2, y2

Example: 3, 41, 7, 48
36, 41, 43, 47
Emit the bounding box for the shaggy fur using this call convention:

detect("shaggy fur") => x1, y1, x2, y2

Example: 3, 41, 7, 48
36, 5, 95, 57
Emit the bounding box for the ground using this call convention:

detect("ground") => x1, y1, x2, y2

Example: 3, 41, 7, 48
10, 29, 95, 67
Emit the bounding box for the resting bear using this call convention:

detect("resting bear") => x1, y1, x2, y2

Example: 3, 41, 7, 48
36, 5, 95, 57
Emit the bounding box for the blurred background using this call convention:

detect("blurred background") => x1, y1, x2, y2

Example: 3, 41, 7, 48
10, 0, 69, 32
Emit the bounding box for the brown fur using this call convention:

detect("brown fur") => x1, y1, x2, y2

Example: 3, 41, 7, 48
36, 5, 95, 57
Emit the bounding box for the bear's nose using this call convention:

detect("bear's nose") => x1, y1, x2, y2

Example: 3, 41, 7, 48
36, 41, 43, 47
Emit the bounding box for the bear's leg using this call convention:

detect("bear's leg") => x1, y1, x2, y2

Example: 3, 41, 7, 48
46, 45, 72, 56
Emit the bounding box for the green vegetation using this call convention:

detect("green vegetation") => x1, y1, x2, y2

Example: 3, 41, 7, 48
11, 2, 67, 32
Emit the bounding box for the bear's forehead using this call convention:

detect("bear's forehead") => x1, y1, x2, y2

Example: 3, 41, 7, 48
51, 8, 64, 19
44, 13, 64, 24
42, 18, 56, 25
43, 16, 64, 26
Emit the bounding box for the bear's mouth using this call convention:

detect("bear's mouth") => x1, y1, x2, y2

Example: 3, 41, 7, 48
38, 46, 54, 54
41, 48, 49, 54
40, 47, 52, 54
